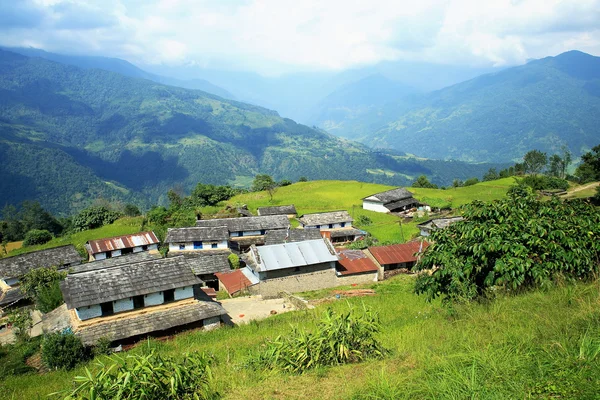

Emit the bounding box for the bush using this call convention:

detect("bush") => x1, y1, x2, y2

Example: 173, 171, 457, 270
253, 307, 387, 374
298, 176, 308, 182
147, 206, 170, 225
58, 351, 217, 400
123, 204, 141, 217
228, 253, 240, 269
7, 309, 32, 342
36, 280, 65, 313
41, 331, 86, 370
92, 337, 113, 357
521, 175, 569, 191
0, 338, 40, 379
355, 215, 372, 226
463, 177, 480, 186
20, 267, 67, 312
72, 206, 121, 232
346, 235, 379, 250
278, 179, 292, 187
23, 229, 53, 246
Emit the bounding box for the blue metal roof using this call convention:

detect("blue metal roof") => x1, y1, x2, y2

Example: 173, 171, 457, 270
256, 239, 338, 271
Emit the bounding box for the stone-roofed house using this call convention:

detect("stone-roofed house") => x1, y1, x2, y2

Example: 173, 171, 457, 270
165, 227, 229, 253
167, 250, 232, 291
362, 187, 420, 213
195, 215, 290, 252
59, 256, 226, 345
264, 228, 323, 245
68, 251, 161, 274
257, 205, 297, 218
417, 217, 464, 237
86, 231, 159, 261
297, 211, 365, 244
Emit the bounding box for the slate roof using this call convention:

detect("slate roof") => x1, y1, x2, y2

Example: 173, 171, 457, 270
368, 241, 430, 265
416, 217, 464, 232
167, 250, 231, 275
69, 251, 161, 274
195, 215, 290, 232
257, 205, 297, 216
384, 197, 420, 211
215, 267, 259, 295
363, 187, 414, 203
75, 300, 226, 345
328, 228, 367, 238
87, 231, 159, 255
297, 211, 353, 226
0, 245, 82, 280
0, 287, 24, 307
264, 229, 323, 245
253, 239, 338, 272
61, 256, 201, 309
164, 227, 229, 243
336, 250, 379, 276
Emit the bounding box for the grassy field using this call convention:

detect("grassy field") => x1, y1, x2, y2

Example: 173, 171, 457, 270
2, 276, 599, 399
5, 217, 145, 257
225, 179, 514, 242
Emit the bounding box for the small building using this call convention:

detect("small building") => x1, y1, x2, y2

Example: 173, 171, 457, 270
59, 256, 226, 345
297, 211, 365, 244
367, 241, 429, 279
195, 215, 290, 252
164, 227, 229, 253
86, 231, 159, 261
167, 250, 232, 291
215, 267, 259, 296
264, 228, 323, 245
362, 188, 420, 213
257, 205, 297, 218
0, 245, 81, 308
336, 250, 379, 284
69, 251, 161, 274
417, 217, 464, 237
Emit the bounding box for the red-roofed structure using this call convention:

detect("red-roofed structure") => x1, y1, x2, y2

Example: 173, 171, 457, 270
368, 241, 429, 270
86, 231, 160, 261
336, 250, 379, 276
215, 269, 253, 296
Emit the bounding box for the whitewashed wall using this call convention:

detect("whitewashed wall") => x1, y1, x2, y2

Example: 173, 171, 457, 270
113, 298, 134, 313
144, 292, 164, 306
305, 222, 352, 229
174, 286, 194, 300
169, 240, 228, 252
362, 200, 389, 213
75, 304, 102, 320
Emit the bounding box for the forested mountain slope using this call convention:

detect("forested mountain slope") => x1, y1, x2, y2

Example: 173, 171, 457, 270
323, 51, 600, 162
0, 49, 501, 215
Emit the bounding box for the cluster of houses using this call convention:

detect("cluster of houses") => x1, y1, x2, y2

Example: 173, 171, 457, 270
0, 187, 464, 346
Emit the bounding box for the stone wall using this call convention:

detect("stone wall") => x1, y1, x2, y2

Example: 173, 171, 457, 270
249, 269, 338, 298
335, 272, 378, 286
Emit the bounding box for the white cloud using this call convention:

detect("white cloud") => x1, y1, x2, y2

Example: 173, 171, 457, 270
0, 0, 598, 74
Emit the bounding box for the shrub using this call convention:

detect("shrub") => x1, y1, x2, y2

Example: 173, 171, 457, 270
463, 177, 480, 186
23, 229, 53, 246
253, 307, 387, 373
521, 175, 569, 191
41, 331, 86, 370
72, 206, 121, 232
20, 267, 67, 312
123, 204, 141, 217
355, 215, 372, 226
58, 351, 217, 400
298, 176, 308, 182
278, 179, 292, 187
7, 308, 32, 342
228, 253, 240, 269
36, 280, 65, 313
147, 206, 170, 225
346, 235, 379, 250
0, 338, 40, 379
92, 337, 113, 357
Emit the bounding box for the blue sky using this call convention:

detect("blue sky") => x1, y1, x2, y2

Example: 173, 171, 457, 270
0, 0, 598, 75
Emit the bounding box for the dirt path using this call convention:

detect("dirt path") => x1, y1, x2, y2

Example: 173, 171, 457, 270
219, 295, 294, 325
562, 181, 599, 196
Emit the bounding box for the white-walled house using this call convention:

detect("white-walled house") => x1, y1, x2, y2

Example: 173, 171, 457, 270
59, 256, 226, 345
362, 188, 419, 213
164, 226, 229, 253
296, 211, 365, 244
86, 232, 159, 261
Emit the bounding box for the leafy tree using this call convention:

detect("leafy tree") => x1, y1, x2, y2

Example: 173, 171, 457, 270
23, 229, 53, 246
483, 168, 499, 181
146, 206, 170, 225
548, 154, 563, 177
228, 253, 240, 270
278, 179, 293, 187
20, 267, 67, 312
0, 205, 25, 241
72, 206, 121, 232
452, 179, 464, 188
521, 175, 569, 191
190, 183, 236, 207
252, 174, 278, 201
7, 309, 32, 342
355, 215, 373, 226
412, 175, 438, 189
463, 177, 479, 186
42, 332, 86, 370
20, 201, 63, 236
523, 150, 547, 175
123, 204, 141, 217
167, 189, 184, 211
414, 185, 600, 303
298, 176, 308, 182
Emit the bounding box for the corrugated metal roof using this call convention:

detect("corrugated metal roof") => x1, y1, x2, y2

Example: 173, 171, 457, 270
215, 267, 257, 295
87, 231, 159, 254
256, 239, 338, 271
336, 250, 379, 276
368, 241, 429, 265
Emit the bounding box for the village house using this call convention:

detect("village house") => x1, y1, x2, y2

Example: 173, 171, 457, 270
362, 187, 420, 213
297, 211, 366, 244
195, 215, 290, 252
86, 231, 159, 261
263, 228, 323, 245
167, 250, 232, 291
257, 204, 297, 218
164, 226, 229, 252
0, 245, 81, 309
335, 249, 379, 284
367, 241, 430, 279
68, 251, 161, 274
417, 217, 464, 237
59, 256, 226, 345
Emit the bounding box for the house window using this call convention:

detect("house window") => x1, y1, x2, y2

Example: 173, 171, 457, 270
328, 224, 333, 229
133, 295, 144, 309
211, 243, 218, 249
260, 230, 266, 235
341, 222, 346, 228
122, 248, 133, 255
179, 244, 186, 250
105, 251, 112, 259
316, 225, 321, 229
142, 245, 148, 250
164, 289, 175, 303
193, 241, 203, 249
100, 302, 114, 316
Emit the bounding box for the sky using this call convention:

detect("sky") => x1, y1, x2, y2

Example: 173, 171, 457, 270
0, 0, 599, 76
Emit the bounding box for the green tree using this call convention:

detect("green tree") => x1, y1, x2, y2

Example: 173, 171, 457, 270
42, 332, 86, 370
20, 267, 67, 313
252, 174, 278, 201
72, 206, 121, 232
452, 179, 464, 188
228, 253, 240, 269
7, 309, 32, 342
298, 176, 308, 182
412, 175, 438, 189
23, 229, 53, 246
523, 150, 547, 175
190, 183, 236, 207
483, 168, 499, 181
463, 177, 479, 186
123, 204, 141, 217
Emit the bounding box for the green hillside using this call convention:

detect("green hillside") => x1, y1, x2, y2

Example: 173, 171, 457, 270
0, 50, 503, 216
321, 51, 600, 162
3, 276, 599, 399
